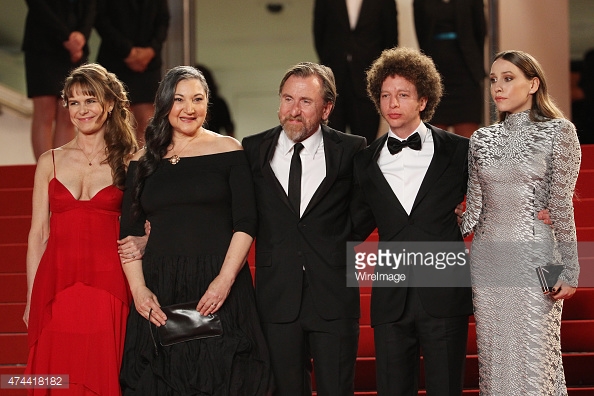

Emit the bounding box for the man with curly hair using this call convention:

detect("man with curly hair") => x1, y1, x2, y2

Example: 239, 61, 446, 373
351, 47, 472, 395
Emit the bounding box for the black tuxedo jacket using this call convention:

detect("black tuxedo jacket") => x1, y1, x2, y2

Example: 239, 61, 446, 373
413, 0, 486, 84
352, 125, 473, 326
313, 0, 398, 98
243, 125, 366, 323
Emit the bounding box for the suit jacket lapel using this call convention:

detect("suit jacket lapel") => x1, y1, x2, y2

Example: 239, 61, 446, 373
366, 133, 409, 217
410, 126, 453, 213
302, 126, 342, 217
336, 0, 351, 30
259, 127, 294, 212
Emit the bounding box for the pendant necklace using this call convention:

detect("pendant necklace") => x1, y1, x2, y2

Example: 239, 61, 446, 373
76, 139, 106, 166
168, 132, 201, 165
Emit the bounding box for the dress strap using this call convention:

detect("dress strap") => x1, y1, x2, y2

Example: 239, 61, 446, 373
51, 149, 56, 178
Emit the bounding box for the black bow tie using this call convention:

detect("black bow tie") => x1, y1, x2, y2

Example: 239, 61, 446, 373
387, 133, 422, 155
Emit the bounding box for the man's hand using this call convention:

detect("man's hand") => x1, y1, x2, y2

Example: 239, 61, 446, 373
537, 209, 553, 226
455, 202, 465, 226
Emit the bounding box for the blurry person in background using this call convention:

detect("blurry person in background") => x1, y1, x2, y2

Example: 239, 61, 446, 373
23, 0, 97, 160
95, 0, 169, 145
196, 64, 236, 137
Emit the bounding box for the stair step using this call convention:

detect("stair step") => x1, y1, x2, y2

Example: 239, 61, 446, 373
581, 144, 594, 170
575, 199, 594, 227
562, 320, 594, 352
577, 227, 594, 241
564, 288, 594, 320
0, 189, 32, 217
0, 216, 30, 245
0, 165, 36, 189
0, 334, 28, 365
0, 303, 26, 333
0, 273, 26, 303
0, 244, 27, 273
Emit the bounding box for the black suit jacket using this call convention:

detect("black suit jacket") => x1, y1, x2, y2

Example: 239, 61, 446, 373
352, 125, 473, 326
413, 0, 486, 84
243, 125, 366, 323
95, 0, 169, 74
313, 0, 398, 99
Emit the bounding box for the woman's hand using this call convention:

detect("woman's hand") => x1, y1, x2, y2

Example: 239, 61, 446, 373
131, 286, 167, 326
118, 221, 151, 264
22, 303, 30, 328
118, 235, 148, 264
197, 275, 234, 315
548, 280, 577, 300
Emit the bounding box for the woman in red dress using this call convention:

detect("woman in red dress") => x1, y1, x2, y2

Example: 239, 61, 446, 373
24, 63, 138, 395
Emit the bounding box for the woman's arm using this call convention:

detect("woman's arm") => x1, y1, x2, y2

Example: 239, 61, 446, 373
548, 119, 581, 299
460, 134, 482, 237
121, 259, 166, 326
23, 152, 53, 326
197, 231, 253, 315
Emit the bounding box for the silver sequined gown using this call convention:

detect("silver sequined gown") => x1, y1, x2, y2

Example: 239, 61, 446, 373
461, 111, 581, 395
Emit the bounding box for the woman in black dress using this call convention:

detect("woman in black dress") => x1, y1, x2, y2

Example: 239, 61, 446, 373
119, 66, 273, 395
414, 0, 486, 138
23, 0, 97, 160
95, 0, 170, 144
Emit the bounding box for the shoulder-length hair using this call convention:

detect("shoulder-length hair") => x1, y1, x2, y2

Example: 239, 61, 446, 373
62, 63, 137, 188
493, 50, 565, 122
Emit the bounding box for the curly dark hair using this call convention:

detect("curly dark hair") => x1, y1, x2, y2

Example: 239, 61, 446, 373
366, 47, 443, 122
62, 63, 138, 188
132, 66, 209, 215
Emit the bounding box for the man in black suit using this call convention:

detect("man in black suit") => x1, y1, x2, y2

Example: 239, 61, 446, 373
314, 0, 398, 144
242, 63, 366, 396
351, 47, 473, 395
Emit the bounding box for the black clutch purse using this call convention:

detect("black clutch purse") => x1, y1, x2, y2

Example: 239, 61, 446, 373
535, 265, 565, 293
149, 301, 223, 354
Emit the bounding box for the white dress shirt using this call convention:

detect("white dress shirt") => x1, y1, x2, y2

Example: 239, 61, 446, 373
346, 0, 363, 30
270, 128, 326, 217
377, 122, 434, 214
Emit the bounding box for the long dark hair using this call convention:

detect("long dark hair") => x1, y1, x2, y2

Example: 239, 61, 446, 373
62, 63, 137, 188
132, 66, 209, 214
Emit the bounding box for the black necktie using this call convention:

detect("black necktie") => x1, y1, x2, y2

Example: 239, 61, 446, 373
387, 132, 422, 155
288, 143, 304, 215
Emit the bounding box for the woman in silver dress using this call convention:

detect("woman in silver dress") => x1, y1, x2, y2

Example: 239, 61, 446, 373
461, 50, 581, 395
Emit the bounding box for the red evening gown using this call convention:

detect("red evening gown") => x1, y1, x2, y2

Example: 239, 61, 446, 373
25, 152, 131, 395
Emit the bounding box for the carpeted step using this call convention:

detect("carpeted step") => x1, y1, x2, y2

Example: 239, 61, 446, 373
575, 199, 594, 227
564, 288, 594, 320
0, 273, 26, 303
0, 334, 28, 365
0, 188, 32, 217
0, 303, 26, 333
0, 216, 30, 245
580, 144, 594, 170
0, 244, 27, 273
0, 166, 36, 190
